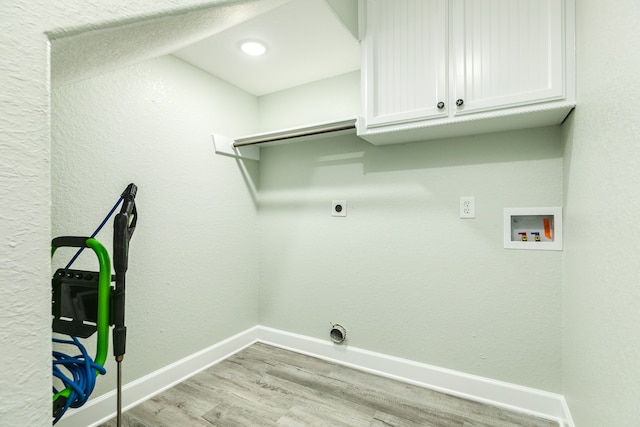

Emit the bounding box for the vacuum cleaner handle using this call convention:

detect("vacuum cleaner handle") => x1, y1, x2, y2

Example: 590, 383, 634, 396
112, 183, 138, 360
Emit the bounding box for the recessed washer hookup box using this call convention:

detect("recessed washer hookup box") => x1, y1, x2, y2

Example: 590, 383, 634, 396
504, 207, 562, 251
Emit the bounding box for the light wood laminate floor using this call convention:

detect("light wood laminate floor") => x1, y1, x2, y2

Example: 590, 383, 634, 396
98, 343, 559, 427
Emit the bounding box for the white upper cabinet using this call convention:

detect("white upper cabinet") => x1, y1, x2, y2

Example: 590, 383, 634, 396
358, 0, 575, 145
451, 0, 565, 115
363, 0, 449, 126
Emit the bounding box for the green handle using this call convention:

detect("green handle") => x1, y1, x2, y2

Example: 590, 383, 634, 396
51, 237, 111, 402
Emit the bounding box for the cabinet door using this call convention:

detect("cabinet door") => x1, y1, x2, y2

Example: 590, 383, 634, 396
451, 0, 565, 116
363, 0, 449, 127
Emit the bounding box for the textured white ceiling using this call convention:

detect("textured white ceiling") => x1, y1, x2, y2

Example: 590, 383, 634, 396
50, 0, 359, 95
171, 0, 360, 96
50, 0, 289, 88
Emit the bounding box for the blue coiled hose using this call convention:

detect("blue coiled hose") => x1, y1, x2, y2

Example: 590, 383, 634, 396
52, 335, 106, 424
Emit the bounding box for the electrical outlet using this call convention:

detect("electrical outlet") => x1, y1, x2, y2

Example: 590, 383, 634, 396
460, 196, 475, 218
332, 200, 347, 217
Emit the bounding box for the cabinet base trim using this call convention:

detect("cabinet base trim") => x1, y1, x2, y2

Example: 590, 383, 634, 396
359, 103, 575, 145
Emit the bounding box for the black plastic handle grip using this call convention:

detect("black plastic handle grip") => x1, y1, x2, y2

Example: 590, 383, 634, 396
52, 236, 90, 249
112, 183, 138, 359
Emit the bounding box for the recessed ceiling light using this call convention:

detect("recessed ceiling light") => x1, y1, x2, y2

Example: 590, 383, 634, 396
240, 41, 267, 56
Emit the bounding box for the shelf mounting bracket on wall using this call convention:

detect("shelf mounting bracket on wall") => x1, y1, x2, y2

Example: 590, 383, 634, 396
212, 134, 260, 161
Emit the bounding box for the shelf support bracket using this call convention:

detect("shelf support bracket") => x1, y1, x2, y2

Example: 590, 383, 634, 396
212, 134, 260, 161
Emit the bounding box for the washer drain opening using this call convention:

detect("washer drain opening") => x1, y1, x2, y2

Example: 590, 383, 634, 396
329, 323, 347, 344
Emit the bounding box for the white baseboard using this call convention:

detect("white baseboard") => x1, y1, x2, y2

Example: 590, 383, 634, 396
256, 326, 573, 427
57, 325, 573, 427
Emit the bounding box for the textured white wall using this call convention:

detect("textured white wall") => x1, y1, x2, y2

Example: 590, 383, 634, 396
257, 71, 360, 132
562, 0, 640, 425
0, 1, 260, 425
52, 55, 260, 397
258, 127, 564, 392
